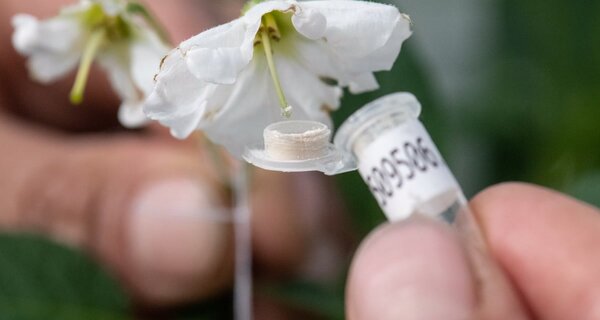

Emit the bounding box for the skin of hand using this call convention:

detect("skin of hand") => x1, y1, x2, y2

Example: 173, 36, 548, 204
0, 0, 350, 308
347, 182, 600, 320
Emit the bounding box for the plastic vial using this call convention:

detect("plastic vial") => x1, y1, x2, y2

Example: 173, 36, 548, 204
334, 92, 467, 222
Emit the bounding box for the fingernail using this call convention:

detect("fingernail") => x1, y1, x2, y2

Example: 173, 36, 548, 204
128, 178, 230, 302
347, 219, 476, 320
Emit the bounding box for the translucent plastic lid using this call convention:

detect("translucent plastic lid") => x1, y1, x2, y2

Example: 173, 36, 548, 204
334, 92, 421, 157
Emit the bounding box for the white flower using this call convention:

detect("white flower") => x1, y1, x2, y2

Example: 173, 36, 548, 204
145, 0, 411, 157
12, 0, 170, 128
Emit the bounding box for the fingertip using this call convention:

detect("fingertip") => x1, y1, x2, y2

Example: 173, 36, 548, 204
53, 137, 234, 306
127, 178, 232, 305
471, 181, 598, 223
346, 217, 476, 320
470, 182, 600, 320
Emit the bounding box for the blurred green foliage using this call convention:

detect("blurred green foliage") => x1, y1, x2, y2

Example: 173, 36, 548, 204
473, 0, 600, 199
0, 233, 128, 319
0, 0, 598, 319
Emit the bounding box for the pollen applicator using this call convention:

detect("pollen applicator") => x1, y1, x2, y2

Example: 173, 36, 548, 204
244, 120, 356, 175
244, 92, 467, 222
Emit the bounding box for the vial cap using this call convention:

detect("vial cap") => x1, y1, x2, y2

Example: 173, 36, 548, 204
334, 92, 421, 156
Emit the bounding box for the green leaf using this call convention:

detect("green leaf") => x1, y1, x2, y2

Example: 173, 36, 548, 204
0, 233, 129, 320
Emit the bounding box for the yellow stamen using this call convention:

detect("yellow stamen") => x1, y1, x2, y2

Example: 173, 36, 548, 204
263, 13, 281, 41
260, 14, 291, 118
70, 29, 106, 105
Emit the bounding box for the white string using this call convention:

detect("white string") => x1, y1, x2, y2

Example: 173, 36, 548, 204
233, 163, 252, 320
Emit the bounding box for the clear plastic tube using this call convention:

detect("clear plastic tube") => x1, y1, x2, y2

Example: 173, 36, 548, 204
334, 92, 465, 222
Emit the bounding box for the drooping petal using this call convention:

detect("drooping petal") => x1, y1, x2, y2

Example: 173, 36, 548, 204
144, 49, 221, 137
346, 13, 412, 73
179, 20, 257, 85
12, 14, 39, 55
348, 72, 379, 93
290, 5, 327, 40
12, 14, 82, 54
146, 91, 207, 139
130, 30, 169, 95
291, 1, 411, 93
294, 1, 408, 60
118, 100, 149, 128
98, 47, 149, 128
199, 57, 283, 157
199, 49, 340, 157
27, 50, 81, 84
12, 14, 83, 83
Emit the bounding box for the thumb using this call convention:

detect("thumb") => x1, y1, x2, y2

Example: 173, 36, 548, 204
346, 212, 530, 320
346, 217, 476, 320
0, 116, 233, 305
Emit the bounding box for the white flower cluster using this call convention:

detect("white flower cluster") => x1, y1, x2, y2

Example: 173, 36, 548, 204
13, 0, 412, 159
146, 0, 411, 157
12, 0, 169, 128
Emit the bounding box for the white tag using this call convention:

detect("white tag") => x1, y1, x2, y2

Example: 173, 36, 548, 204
357, 119, 461, 221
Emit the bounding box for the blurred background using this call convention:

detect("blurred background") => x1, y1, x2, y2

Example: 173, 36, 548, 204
0, 0, 598, 319
336, 0, 600, 236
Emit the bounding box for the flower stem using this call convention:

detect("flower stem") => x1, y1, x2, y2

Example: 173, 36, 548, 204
260, 15, 292, 118
70, 29, 106, 105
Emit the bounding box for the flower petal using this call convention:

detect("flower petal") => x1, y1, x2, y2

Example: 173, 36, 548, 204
12, 14, 81, 54
98, 49, 136, 100
348, 72, 379, 94
12, 14, 83, 83
295, 1, 409, 59
98, 49, 150, 128
179, 19, 257, 85
290, 6, 327, 40
349, 14, 413, 73
146, 91, 207, 139
145, 49, 216, 120
12, 14, 39, 55
27, 50, 81, 84
291, 1, 411, 93
199, 49, 340, 157
144, 48, 225, 138
179, 0, 295, 85
130, 30, 169, 95
199, 57, 281, 157
118, 100, 149, 128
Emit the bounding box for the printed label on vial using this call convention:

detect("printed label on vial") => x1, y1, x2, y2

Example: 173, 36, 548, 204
357, 119, 461, 221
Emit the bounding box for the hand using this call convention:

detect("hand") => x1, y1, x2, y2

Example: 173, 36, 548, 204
347, 182, 600, 320
0, 0, 347, 307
